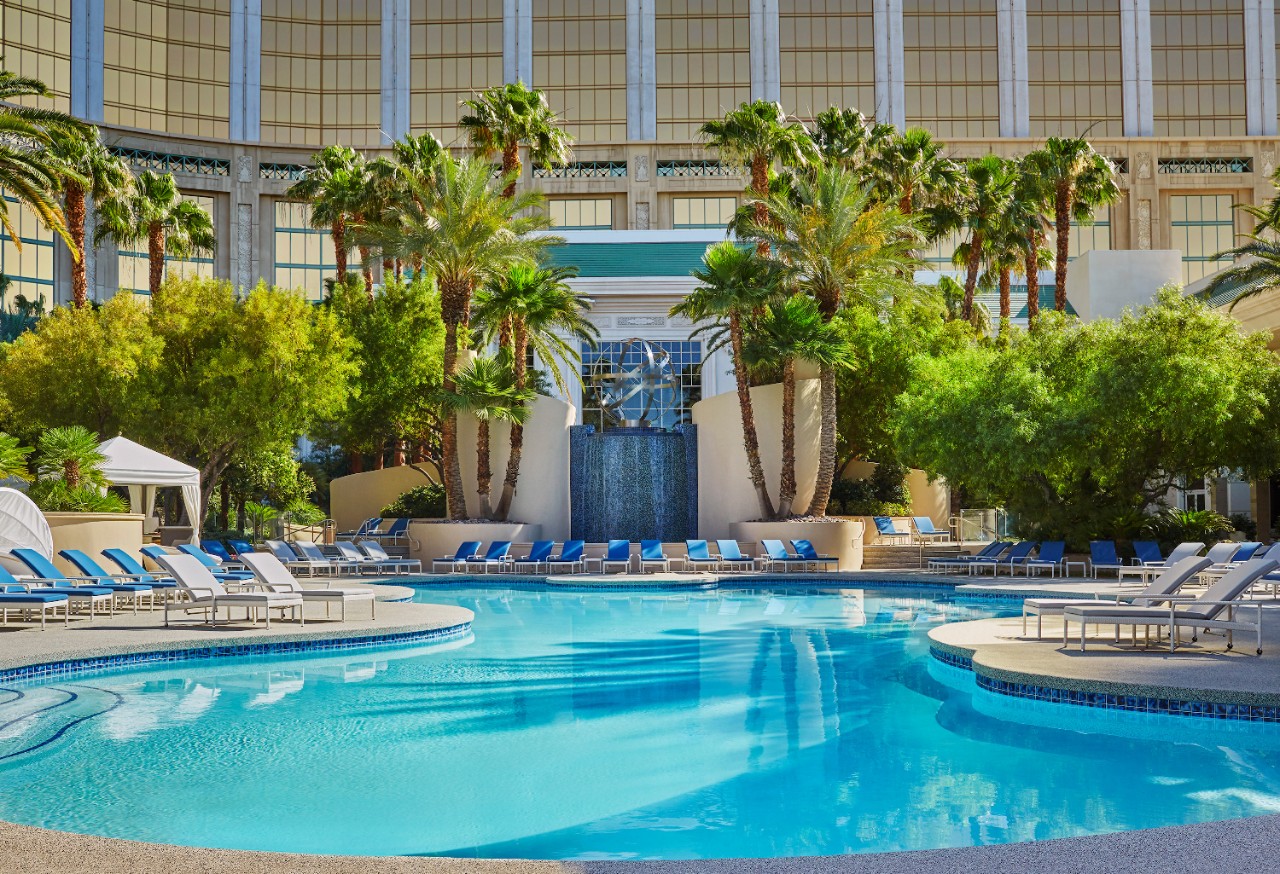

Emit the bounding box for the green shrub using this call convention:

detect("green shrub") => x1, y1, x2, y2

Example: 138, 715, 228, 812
870, 460, 911, 507
1143, 508, 1234, 551
1228, 512, 1258, 541
828, 467, 911, 517
26, 480, 128, 513
382, 483, 446, 519
283, 500, 326, 526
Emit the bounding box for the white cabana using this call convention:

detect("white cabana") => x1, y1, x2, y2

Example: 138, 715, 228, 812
98, 436, 201, 542
0, 486, 54, 561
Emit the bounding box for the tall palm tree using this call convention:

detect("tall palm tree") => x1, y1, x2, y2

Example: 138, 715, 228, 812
99, 170, 215, 297
939, 155, 1017, 323
372, 154, 558, 519
439, 355, 536, 520
472, 261, 598, 520
0, 67, 91, 252
47, 129, 133, 307
809, 107, 895, 178
699, 100, 817, 253
747, 166, 921, 516
742, 295, 854, 519
865, 127, 965, 220
1031, 136, 1120, 311
671, 241, 790, 520
460, 81, 574, 199
286, 145, 367, 282
1010, 155, 1054, 321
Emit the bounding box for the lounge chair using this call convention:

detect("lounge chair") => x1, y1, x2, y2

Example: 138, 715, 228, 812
1131, 541, 1162, 566
332, 540, 405, 575
262, 539, 334, 577
342, 517, 382, 537
0, 566, 70, 628
153, 552, 305, 628
1202, 541, 1242, 568
546, 540, 585, 574
912, 517, 950, 544
873, 516, 911, 545
293, 540, 363, 575
601, 540, 632, 574
357, 541, 422, 573
372, 518, 410, 546
227, 539, 257, 559
639, 540, 669, 574
58, 549, 157, 611
685, 540, 720, 572
200, 539, 246, 569
1023, 541, 1065, 577
969, 541, 1036, 576
10, 548, 132, 616
466, 541, 514, 574
791, 539, 839, 572
1117, 541, 1205, 583
239, 552, 375, 621
926, 541, 1010, 573
1063, 558, 1279, 653
100, 548, 181, 602
1088, 541, 1126, 579
761, 540, 810, 573
155, 544, 256, 582
1022, 556, 1213, 638
513, 540, 555, 573
715, 539, 759, 573
432, 541, 482, 573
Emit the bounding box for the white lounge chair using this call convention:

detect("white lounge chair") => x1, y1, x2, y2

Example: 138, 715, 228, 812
358, 541, 422, 574
333, 540, 408, 575
293, 540, 362, 575
240, 552, 376, 621
265, 539, 333, 577
1063, 558, 1279, 653
1022, 556, 1212, 639
153, 552, 305, 628
1116, 541, 1205, 584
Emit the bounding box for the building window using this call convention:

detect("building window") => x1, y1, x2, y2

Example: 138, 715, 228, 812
410, 0, 503, 144
117, 193, 216, 294
533, 0, 626, 144
655, 0, 750, 142
0, 193, 56, 309
581, 340, 702, 431
903, 0, 999, 138
1151, 0, 1245, 137
920, 231, 963, 272
1169, 194, 1235, 284
274, 201, 340, 300
1067, 205, 1113, 259
672, 197, 736, 229
1027, 0, 1123, 138
549, 199, 614, 230
778, 0, 875, 122
1177, 476, 1210, 512
0, 1, 72, 113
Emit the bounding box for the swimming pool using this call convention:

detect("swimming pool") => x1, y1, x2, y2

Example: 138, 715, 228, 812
2, 584, 1280, 860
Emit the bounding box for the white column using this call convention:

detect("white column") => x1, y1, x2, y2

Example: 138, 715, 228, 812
504, 0, 534, 84
70, 0, 104, 121
997, 0, 1029, 137
873, 0, 905, 128
1244, 0, 1278, 136
749, 0, 779, 103
380, 0, 410, 143
1120, 0, 1154, 137
628, 0, 656, 140
229, 0, 261, 142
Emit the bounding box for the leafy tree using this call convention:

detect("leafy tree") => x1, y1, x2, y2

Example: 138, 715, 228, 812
472, 261, 597, 519
892, 290, 1280, 547
99, 170, 216, 297
672, 241, 791, 519
460, 81, 573, 198
0, 432, 33, 481
285, 144, 367, 282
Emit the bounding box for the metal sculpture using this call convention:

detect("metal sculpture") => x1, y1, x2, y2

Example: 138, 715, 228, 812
589, 338, 677, 428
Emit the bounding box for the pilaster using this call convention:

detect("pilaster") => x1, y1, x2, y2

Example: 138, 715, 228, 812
70, 0, 104, 122
229, 0, 261, 142
1120, 0, 1154, 137
997, 0, 1030, 137
380, 0, 411, 143
1244, 0, 1278, 136
627, 0, 656, 140
873, 0, 905, 127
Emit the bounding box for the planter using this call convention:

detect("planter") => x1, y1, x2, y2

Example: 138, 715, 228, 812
408, 521, 544, 567
730, 518, 864, 571
44, 512, 145, 576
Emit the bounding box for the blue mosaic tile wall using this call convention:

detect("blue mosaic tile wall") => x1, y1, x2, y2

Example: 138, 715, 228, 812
569, 424, 698, 542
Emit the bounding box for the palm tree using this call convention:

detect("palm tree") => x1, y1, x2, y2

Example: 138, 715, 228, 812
747, 166, 921, 516
1031, 136, 1120, 311
98, 170, 215, 297
372, 154, 559, 519
671, 241, 790, 520
439, 355, 536, 519
939, 155, 1016, 323
47, 128, 133, 307
472, 261, 598, 520
809, 107, 895, 176
36, 425, 107, 490
865, 127, 965, 220
0, 66, 91, 252
699, 100, 817, 253
1201, 236, 1280, 308
0, 433, 33, 482
1009, 156, 1053, 321
286, 145, 367, 282
742, 295, 854, 518
460, 81, 574, 199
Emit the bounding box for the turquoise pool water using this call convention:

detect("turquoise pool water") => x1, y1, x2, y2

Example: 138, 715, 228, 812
2, 585, 1280, 859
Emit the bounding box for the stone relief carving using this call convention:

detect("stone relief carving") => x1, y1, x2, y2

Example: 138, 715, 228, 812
635, 201, 650, 230
236, 203, 253, 288
1136, 152, 1152, 180
237, 154, 253, 183
1137, 199, 1151, 250
634, 154, 649, 182
616, 315, 667, 328
1263, 150, 1276, 178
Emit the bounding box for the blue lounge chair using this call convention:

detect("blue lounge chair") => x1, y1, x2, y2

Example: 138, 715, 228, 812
715, 539, 759, 573
873, 516, 911, 545
1118, 540, 1207, 583
912, 517, 950, 544
200, 539, 245, 568
227, 539, 256, 558
601, 540, 632, 574
374, 518, 410, 545
8, 548, 118, 618
639, 540, 669, 573
1024, 541, 1066, 577
467, 541, 513, 574
100, 548, 180, 601
791, 539, 839, 572
546, 540, 585, 574
685, 540, 720, 572
59, 549, 156, 611
1131, 540, 1163, 566
165, 544, 256, 582
1232, 541, 1263, 562
925, 541, 1010, 573
969, 541, 1036, 576
343, 517, 382, 537
761, 540, 809, 572
513, 540, 555, 573
432, 541, 482, 573
1088, 541, 1126, 579
0, 565, 70, 628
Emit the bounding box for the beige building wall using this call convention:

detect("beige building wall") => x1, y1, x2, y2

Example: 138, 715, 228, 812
329, 464, 440, 535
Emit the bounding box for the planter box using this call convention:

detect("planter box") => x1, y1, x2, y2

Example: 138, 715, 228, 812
45, 512, 145, 576
408, 521, 544, 567
730, 518, 864, 571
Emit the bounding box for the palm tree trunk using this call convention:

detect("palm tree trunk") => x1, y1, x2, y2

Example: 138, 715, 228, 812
502, 141, 520, 199
66, 182, 88, 308
777, 358, 797, 519
1054, 184, 1072, 311
805, 365, 838, 517
476, 419, 493, 519
1025, 236, 1041, 321
729, 312, 776, 520
495, 320, 528, 521
440, 277, 472, 520
999, 266, 1011, 330
148, 222, 165, 297
962, 233, 983, 323
332, 216, 348, 281
752, 155, 770, 256
359, 246, 374, 297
